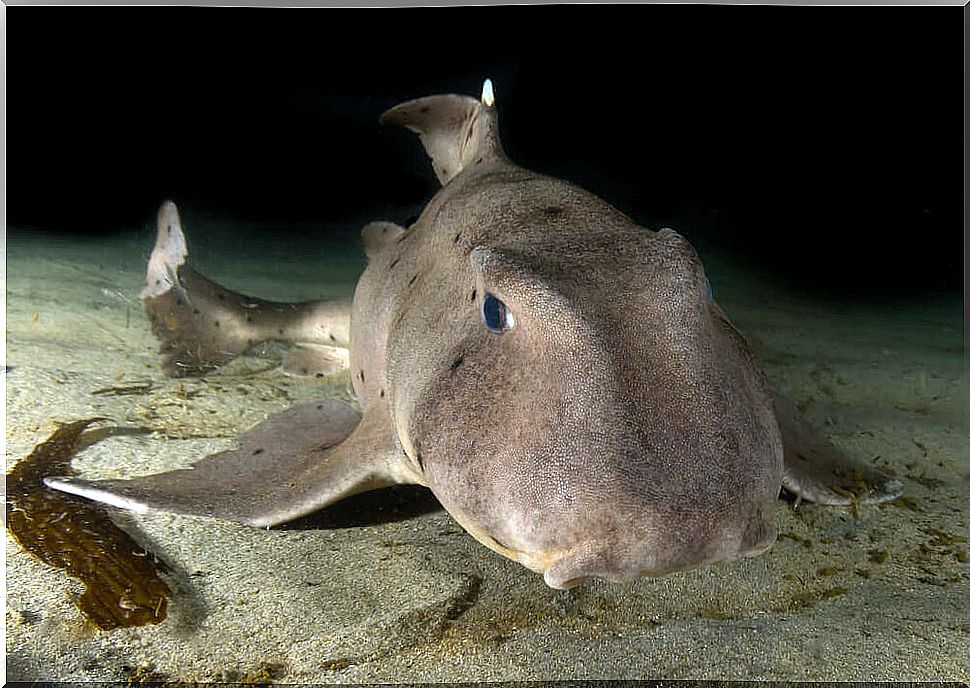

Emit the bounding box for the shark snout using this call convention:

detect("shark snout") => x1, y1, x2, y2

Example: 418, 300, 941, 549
539, 505, 778, 590
470, 360, 783, 589
501, 388, 782, 589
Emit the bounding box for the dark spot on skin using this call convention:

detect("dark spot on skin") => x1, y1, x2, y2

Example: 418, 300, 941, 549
192, 308, 200, 315
217, 293, 225, 300
454, 233, 462, 243
329, 334, 336, 342
359, 370, 365, 383
441, 168, 448, 177
408, 274, 418, 286
252, 448, 264, 456
450, 355, 464, 373
544, 206, 564, 217
476, 157, 483, 165
316, 404, 324, 410
214, 320, 220, 328
380, 389, 385, 398
416, 452, 425, 471
278, 328, 285, 335
470, 289, 477, 302
175, 298, 183, 306
381, 226, 388, 234
155, 279, 161, 286
419, 106, 430, 114
389, 258, 400, 269
316, 373, 324, 378
246, 316, 252, 323
167, 225, 173, 234
301, 368, 308, 375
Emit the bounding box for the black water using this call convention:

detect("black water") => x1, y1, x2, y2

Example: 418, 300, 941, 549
8, 8, 962, 303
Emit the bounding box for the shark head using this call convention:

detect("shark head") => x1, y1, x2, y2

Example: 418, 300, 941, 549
379, 82, 783, 588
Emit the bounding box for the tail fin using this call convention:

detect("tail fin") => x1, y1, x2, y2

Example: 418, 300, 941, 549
141, 200, 188, 300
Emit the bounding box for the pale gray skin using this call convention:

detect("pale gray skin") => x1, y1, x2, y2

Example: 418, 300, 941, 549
46, 89, 902, 589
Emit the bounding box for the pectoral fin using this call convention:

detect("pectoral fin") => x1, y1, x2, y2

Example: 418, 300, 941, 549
775, 394, 903, 505
45, 400, 410, 528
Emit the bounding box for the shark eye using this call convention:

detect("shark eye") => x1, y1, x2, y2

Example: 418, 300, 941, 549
481, 292, 514, 333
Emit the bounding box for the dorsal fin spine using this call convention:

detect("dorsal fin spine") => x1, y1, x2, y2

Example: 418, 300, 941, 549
380, 89, 506, 186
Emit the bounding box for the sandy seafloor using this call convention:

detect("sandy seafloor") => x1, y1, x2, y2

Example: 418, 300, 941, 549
4, 215, 967, 683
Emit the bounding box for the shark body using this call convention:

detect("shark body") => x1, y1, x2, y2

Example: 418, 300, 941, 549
47, 84, 900, 589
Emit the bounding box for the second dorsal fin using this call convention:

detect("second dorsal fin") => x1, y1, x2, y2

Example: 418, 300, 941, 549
380, 80, 505, 185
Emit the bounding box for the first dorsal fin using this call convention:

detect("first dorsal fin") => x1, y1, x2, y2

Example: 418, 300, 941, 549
380, 79, 506, 185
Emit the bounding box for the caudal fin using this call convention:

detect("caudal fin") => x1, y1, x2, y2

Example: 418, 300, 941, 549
140, 202, 352, 378
140, 202, 256, 376
141, 200, 188, 300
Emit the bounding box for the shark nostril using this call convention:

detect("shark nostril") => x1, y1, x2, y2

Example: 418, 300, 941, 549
543, 543, 613, 590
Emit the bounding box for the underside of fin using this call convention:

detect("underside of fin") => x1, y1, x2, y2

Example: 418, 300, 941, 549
775, 394, 903, 505
282, 343, 350, 377
45, 400, 406, 528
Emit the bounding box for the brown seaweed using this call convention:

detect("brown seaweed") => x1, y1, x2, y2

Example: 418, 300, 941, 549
6, 419, 172, 630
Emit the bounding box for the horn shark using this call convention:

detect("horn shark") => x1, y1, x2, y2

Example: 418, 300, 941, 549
46, 81, 901, 589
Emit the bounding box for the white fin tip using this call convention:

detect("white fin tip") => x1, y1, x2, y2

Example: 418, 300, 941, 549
482, 78, 495, 107
43, 477, 150, 514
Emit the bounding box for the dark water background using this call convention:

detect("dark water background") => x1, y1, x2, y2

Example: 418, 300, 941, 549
8, 8, 963, 302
